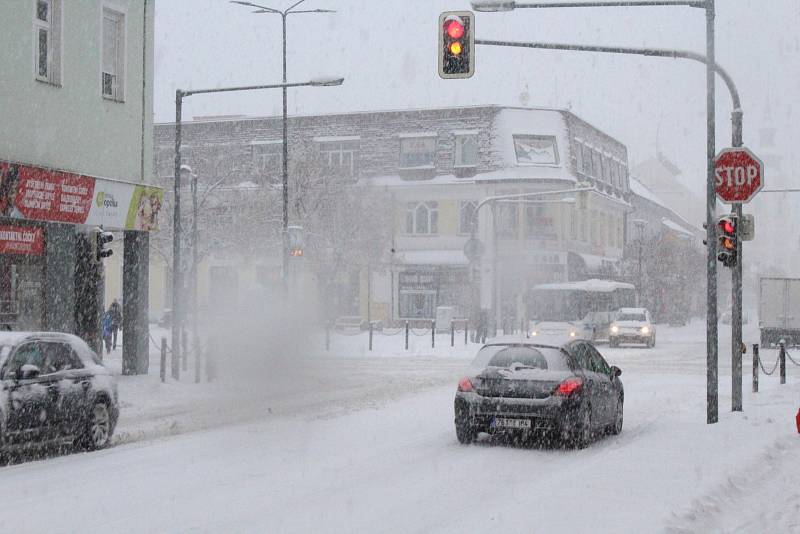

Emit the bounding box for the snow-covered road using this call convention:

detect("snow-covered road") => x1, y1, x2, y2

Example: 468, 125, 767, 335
0, 321, 798, 533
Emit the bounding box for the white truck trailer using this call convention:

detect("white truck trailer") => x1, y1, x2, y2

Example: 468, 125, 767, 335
759, 277, 800, 346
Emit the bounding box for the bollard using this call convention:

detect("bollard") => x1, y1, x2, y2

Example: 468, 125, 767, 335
195, 340, 202, 384
369, 321, 373, 351
181, 329, 189, 372
752, 344, 759, 393
780, 341, 786, 384
405, 321, 409, 351
171, 335, 180, 380
160, 338, 167, 383
450, 320, 455, 347
206, 337, 216, 383
432, 320, 436, 349
464, 319, 468, 346
325, 322, 331, 351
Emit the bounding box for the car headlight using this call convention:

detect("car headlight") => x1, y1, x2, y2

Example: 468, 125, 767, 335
530, 331, 538, 337
641, 326, 650, 334
611, 325, 619, 334
569, 331, 577, 337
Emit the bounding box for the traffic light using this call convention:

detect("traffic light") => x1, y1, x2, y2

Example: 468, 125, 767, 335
438, 11, 475, 79
91, 228, 114, 262
287, 225, 304, 258
716, 214, 738, 268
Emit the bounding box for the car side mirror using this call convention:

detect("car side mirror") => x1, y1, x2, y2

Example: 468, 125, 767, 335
611, 366, 622, 378
20, 364, 41, 380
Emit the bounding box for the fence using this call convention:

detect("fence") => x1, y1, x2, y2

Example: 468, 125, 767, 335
751, 341, 800, 392
326, 318, 474, 352
149, 331, 207, 384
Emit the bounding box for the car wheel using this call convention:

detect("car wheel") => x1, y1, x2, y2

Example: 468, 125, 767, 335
455, 421, 477, 444
648, 336, 656, 348
80, 401, 113, 451
609, 338, 618, 348
570, 406, 592, 449
609, 397, 624, 435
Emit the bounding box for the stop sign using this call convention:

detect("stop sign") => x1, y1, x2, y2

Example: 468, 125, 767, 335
714, 147, 764, 203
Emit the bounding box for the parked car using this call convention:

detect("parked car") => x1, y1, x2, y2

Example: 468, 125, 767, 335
0, 332, 119, 461
333, 316, 367, 332
454, 335, 624, 449
720, 309, 750, 326
608, 308, 656, 348
158, 309, 172, 328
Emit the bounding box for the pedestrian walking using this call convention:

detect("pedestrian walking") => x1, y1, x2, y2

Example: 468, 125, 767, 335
101, 310, 113, 355
110, 298, 123, 350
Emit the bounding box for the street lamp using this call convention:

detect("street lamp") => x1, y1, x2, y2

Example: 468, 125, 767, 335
230, 1, 337, 287
172, 77, 343, 376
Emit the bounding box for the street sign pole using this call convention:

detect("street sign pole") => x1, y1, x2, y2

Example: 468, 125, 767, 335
731, 109, 744, 412
706, 0, 718, 425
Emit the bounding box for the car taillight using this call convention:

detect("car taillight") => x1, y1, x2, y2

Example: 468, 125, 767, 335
555, 377, 583, 396
457, 377, 474, 392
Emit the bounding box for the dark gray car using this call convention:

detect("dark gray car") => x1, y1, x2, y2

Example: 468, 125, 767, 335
454, 336, 623, 448
0, 332, 119, 461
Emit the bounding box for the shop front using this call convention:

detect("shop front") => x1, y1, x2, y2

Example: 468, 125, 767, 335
0, 159, 163, 373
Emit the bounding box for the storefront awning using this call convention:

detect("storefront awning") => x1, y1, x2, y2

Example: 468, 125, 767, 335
0, 160, 163, 232
397, 249, 469, 266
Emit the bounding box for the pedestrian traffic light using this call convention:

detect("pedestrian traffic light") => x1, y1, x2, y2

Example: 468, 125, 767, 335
438, 12, 475, 79
287, 225, 304, 258
92, 228, 114, 262
716, 214, 738, 268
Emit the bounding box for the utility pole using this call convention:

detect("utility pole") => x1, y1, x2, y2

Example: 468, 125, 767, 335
705, 0, 718, 423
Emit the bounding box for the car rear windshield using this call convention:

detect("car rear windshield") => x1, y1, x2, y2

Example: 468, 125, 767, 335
474, 345, 570, 371
617, 313, 646, 322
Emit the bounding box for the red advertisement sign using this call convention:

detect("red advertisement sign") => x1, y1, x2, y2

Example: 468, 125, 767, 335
0, 161, 96, 224
0, 225, 44, 256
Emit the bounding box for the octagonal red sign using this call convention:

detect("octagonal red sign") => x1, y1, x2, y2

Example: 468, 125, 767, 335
714, 147, 764, 203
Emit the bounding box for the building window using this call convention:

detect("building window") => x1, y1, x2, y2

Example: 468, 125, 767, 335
592, 150, 603, 181
497, 202, 519, 238
102, 7, 126, 102
454, 134, 478, 167
250, 142, 282, 175
319, 140, 359, 176
459, 200, 478, 234
610, 161, 620, 188
34, 0, 61, 85
574, 141, 585, 174
405, 202, 438, 235
400, 136, 437, 169
513, 135, 558, 165
582, 144, 593, 176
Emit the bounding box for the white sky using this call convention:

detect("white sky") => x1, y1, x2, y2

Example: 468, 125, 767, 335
154, 0, 800, 195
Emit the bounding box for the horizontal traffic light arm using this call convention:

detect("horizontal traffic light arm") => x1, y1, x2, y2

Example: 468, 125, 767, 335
473, 39, 740, 112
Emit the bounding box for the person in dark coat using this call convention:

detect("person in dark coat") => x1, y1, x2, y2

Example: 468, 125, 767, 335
101, 310, 113, 355
109, 299, 122, 350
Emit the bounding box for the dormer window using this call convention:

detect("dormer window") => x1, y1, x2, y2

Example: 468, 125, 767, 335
513, 135, 558, 165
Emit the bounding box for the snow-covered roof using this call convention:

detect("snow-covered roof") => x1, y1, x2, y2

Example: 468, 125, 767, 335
533, 279, 635, 292
661, 218, 695, 238
398, 249, 468, 266
629, 177, 668, 210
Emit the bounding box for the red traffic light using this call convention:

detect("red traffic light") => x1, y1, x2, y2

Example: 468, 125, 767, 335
445, 19, 465, 39
718, 219, 735, 234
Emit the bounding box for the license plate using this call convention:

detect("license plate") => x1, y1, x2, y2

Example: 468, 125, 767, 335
494, 417, 531, 430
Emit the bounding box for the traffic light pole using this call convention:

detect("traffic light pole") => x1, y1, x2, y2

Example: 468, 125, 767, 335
731, 110, 744, 412
473, 0, 750, 423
